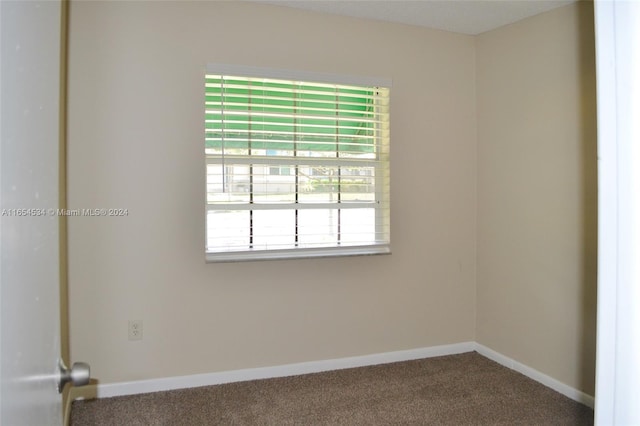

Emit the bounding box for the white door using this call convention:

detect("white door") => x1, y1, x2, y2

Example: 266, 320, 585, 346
1, 0, 67, 424
594, 0, 640, 424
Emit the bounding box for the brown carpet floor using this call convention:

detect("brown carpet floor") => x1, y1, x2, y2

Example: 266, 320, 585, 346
71, 352, 593, 425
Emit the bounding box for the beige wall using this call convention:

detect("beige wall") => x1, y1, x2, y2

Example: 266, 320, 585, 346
475, 1, 597, 395
67, 1, 477, 383
68, 1, 597, 394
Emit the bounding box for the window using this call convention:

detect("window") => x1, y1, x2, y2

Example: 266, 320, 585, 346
205, 65, 390, 262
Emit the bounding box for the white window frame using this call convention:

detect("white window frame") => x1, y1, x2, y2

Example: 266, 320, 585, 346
205, 64, 391, 262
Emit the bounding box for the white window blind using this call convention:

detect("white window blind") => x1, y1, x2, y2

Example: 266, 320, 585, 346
205, 66, 390, 262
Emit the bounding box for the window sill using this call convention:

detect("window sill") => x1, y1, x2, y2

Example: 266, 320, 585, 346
206, 244, 391, 263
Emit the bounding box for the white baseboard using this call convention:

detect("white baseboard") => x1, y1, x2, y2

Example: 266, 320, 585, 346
97, 341, 475, 398
94, 341, 594, 410
474, 343, 595, 408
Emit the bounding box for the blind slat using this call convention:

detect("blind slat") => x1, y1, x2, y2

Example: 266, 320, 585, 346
206, 156, 380, 167
206, 202, 386, 211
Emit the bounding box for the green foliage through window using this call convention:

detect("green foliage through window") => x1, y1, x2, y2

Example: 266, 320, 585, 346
205, 77, 377, 153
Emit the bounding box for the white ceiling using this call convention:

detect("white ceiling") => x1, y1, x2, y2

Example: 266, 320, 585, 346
250, 0, 577, 35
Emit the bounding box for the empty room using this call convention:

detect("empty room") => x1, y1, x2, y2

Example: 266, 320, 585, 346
5, 0, 638, 424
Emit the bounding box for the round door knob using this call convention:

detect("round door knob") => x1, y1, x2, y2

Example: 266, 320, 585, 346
57, 359, 91, 393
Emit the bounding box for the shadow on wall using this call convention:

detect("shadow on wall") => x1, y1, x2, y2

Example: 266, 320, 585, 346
576, 1, 598, 396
